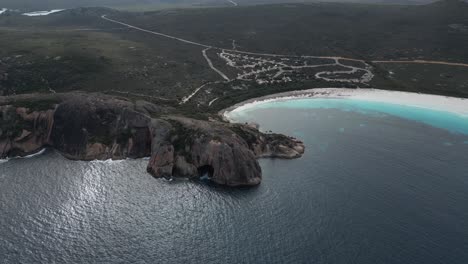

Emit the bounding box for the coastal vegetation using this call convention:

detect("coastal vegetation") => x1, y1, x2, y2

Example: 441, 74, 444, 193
0, 0, 467, 119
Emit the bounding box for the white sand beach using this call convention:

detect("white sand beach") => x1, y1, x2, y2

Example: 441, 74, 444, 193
223, 88, 468, 121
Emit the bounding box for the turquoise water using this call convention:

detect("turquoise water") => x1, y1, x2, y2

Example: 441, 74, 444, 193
230, 98, 468, 135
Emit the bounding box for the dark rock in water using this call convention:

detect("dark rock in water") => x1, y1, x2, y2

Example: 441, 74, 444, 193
166, 117, 263, 186
0, 93, 305, 187
146, 117, 305, 186
228, 123, 305, 159
51, 96, 152, 160
147, 143, 175, 178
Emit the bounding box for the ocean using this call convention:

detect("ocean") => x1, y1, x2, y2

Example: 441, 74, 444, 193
1, 98, 468, 263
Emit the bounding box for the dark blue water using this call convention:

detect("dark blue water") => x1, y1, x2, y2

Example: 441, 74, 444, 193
1, 100, 468, 263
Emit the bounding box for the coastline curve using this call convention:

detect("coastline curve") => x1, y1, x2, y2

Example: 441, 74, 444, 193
222, 88, 468, 134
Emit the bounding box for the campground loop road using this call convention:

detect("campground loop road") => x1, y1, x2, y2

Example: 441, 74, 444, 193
101, 15, 468, 104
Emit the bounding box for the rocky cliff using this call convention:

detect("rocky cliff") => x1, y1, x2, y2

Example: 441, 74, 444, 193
0, 105, 54, 158
0, 93, 304, 186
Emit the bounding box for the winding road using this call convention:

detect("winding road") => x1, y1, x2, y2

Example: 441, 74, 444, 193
100, 14, 468, 104
372, 60, 468, 68
102, 14, 468, 68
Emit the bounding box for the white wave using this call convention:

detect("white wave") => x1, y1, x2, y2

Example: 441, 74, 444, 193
90, 156, 151, 164
22, 148, 47, 158
0, 8, 8, 15
1, 153, 151, 165
224, 88, 468, 121
0, 148, 47, 164
22, 9, 65, 16
90, 159, 126, 164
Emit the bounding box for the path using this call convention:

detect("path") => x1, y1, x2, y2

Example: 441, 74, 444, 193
202, 48, 230, 81
109, 90, 172, 101
180, 83, 211, 104
100, 14, 467, 105
208, 97, 219, 106
372, 60, 468, 68
102, 15, 211, 48
0, 26, 127, 32
101, 15, 362, 62
220, 51, 373, 84
101, 14, 374, 103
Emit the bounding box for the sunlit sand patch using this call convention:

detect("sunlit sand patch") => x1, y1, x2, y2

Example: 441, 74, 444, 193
22, 9, 65, 16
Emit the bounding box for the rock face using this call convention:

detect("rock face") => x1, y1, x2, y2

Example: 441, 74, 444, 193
51, 97, 152, 160
228, 123, 305, 159
0, 105, 54, 157
147, 117, 264, 186
0, 93, 305, 187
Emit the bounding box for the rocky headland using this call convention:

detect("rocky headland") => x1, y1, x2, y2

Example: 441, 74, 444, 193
0, 93, 304, 186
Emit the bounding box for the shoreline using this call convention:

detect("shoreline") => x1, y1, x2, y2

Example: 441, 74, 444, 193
0, 146, 152, 165
222, 88, 468, 122
0, 148, 47, 164
3, 88, 467, 165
